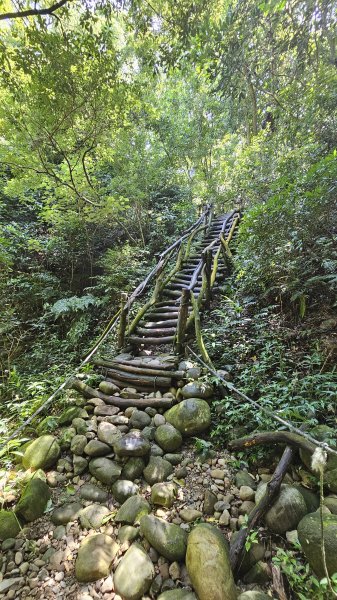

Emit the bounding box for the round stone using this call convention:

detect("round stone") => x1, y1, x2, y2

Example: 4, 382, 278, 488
154, 424, 183, 452
84, 440, 111, 457
164, 399, 211, 437
89, 458, 122, 485
51, 503, 82, 525
22, 435, 60, 470
181, 381, 213, 399
75, 534, 118, 582
79, 483, 108, 503
114, 542, 155, 599
97, 422, 122, 446
130, 410, 151, 429
143, 456, 173, 485
112, 480, 139, 504
140, 514, 187, 562
114, 432, 150, 457
79, 505, 111, 529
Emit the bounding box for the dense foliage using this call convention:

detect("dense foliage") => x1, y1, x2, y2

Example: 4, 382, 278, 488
0, 1, 336, 597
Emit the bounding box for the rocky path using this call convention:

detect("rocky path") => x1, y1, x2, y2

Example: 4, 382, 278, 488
0, 354, 274, 600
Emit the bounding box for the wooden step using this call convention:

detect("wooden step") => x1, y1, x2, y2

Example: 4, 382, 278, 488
98, 361, 183, 379
102, 369, 172, 388
129, 335, 175, 345
143, 319, 178, 328
146, 311, 180, 319
97, 357, 177, 370
136, 326, 177, 336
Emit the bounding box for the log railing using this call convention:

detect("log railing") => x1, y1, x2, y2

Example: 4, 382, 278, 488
174, 209, 240, 358
117, 203, 212, 349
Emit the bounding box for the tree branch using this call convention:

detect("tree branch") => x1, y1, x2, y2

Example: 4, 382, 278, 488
0, 0, 72, 21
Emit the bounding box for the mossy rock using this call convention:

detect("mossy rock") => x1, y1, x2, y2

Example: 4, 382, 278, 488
298, 512, 337, 577
22, 435, 61, 470
15, 478, 51, 522
114, 542, 155, 600
255, 483, 307, 534
59, 406, 84, 426
140, 514, 187, 562
164, 399, 211, 436
75, 533, 118, 582
186, 523, 237, 600
0, 511, 21, 541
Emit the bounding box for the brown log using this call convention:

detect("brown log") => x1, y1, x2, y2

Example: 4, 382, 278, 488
95, 360, 184, 379
146, 312, 180, 319
136, 326, 177, 336
71, 379, 172, 407
97, 357, 177, 370
228, 430, 317, 456
128, 335, 175, 345
230, 445, 294, 574
144, 319, 178, 328
99, 368, 171, 388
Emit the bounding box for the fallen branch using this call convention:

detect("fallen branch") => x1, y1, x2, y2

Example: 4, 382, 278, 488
230, 445, 294, 574
229, 430, 317, 456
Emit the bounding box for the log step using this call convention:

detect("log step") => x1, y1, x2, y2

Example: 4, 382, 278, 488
102, 369, 172, 387
129, 335, 175, 345
146, 311, 180, 319
97, 362, 183, 378
143, 319, 178, 328
136, 326, 177, 336
96, 357, 177, 371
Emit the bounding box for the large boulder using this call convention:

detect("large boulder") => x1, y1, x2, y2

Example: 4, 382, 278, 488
15, 478, 51, 522
255, 483, 307, 534
114, 432, 150, 457
143, 456, 173, 485
114, 542, 154, 600
186, 523, 237, 600
140, 514, 187, 561
88, 457, 122, 485
0, 510, 21, 540
154, 424, 182, 452
115, 495, 151, 524
298, 512, 337, 577
181, 381, 213, 400
22, 435, 60, 470
75, 533, 118, 582
164, 399, 211, 436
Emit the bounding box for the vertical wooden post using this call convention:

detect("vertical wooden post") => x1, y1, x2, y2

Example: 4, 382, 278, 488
117, 292, 128, 349
175, 288, 189, 355
204, 249, 212, 308
190, 291, 213, 367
